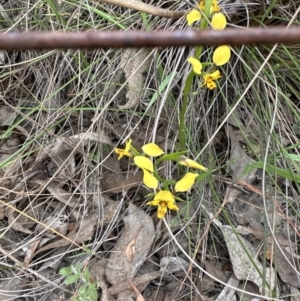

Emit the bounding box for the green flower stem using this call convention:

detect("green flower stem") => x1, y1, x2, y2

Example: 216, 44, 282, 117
179, 0, 212, 150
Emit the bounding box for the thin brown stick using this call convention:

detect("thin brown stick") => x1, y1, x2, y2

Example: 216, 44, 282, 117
98, 0, 185, 18
0, 27, 299, 50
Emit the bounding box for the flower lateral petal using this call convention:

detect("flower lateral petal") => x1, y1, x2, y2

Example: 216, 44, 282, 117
188, 57, 202, 75
142, 143, 164, 157
211, 13, 227, 30
142, 169, 158, 189
213, 45, 231, 66
186, 9, 202, 26
134, 156, 154, 172
178, 156, 208, 171
175, 172, 198, 192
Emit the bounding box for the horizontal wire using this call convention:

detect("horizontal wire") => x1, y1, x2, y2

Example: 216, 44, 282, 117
0, 27, 298, 50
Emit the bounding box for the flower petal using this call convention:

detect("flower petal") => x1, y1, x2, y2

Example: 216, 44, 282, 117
157, 203, 168, 219
124, 139, 132, 153
186, 9, 202, 26
211, 12, 227, 30
188, 57, 202, 75
142, 143, 164, 157
155, 190, 175, 204
142, 169, 158, 189
178, 156, 208, 171
167, 202, 179, 211
175, 172, 198, 192
134, 156, 154, 172
147, 199, 160, 206
213, 45, 231, 66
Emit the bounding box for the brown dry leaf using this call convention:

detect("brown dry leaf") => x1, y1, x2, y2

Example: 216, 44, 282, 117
119, 49, 151, 109
35, 211, 98, 254
128, 278, 145, 301
90, 259, 115, 301
109, 271, 162, 295
215, 274, 239, 301
106, 203, 155, 297
222, 225, 275, 296
50, 132, 112, 156
6, 207, 33, 235
271, 243, 300, 288
102, 171, 143, 193
226, 126, 257, 203
32, 180, 80, 208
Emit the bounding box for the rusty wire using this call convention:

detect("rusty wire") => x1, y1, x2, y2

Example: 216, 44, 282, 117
0, 27, 299, 50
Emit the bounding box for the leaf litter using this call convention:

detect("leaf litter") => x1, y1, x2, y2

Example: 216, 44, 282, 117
0, 1, 300, 300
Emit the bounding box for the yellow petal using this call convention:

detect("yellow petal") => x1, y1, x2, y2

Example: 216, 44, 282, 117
211, 13, 227, 30
142, 143, 164, 157
124, 139, 132, 153
211, 1, 221, 13
155, 190, 175, 204
178, 156, 208, 171
157, 203, 168, 219
188, 57, 202, 75
175, 172, 198, 192
167, 202, 179, 211
134, 156, 154, 172
186, 9, 202, 26
213, 45, 231, 66
142, 169, 158, 189
206, 80, 217, 90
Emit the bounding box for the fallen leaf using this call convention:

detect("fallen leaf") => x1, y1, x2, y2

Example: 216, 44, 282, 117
102, 171, 143, 193
119, 49, 152, 109
226, 126, 257, 203
124, 226, 144, 262
215, 274, 239, 301
128, 278, 145, 301
106, 203, 155, 298
222, 225, 275, 296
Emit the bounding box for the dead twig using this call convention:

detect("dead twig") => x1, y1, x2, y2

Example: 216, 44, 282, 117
0, 27, 300, 50
98, 0, 185, 18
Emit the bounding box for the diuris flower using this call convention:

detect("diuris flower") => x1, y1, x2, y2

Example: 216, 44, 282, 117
178, 156, 208, 171
186, 0, 220, 26
202, 70, 221, 89
147, 190, 179, 219
175, 172, 198, 192
142, 143, 164, 157
188, 57, 202, 75
115, 139, 133, 160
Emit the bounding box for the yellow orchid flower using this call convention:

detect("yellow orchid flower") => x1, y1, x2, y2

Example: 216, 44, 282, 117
142, 168, 158, 189
134, 156, 154, 172
188, 57, 202, 75
175, 172, 198, 193
186, 9, 202, 26
114, 139, 133, 160
147, 190, 179, 219
211, 12, 227, 30
178, 155, 208, 171
142, 143, 164, 157
186, 0, 220, 26
202, 70, 221, 89
213, 45, 231, 66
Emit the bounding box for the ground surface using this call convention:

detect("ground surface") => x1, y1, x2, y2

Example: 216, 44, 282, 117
0, 0, 300, 300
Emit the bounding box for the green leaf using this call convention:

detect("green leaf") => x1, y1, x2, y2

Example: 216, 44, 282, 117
64, 274, 79, 285
59, 266, 72, 276
245, 162, 300, 183
78, 284, 87, 295
156, 151, 188, 164
82, 268, 90, 283
87, 284, 98, 301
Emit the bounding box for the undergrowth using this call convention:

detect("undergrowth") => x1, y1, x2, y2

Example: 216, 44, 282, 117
0, 0, 300, 300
